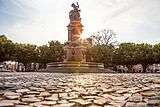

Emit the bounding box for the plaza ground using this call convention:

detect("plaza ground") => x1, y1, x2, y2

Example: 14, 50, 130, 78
0, 72, 160, 107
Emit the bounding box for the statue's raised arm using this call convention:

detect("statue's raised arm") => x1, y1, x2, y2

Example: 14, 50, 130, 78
76, 2, 79, 9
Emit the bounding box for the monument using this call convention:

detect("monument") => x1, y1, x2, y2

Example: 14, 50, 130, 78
46, 2, 104, 72
64, 2, 86, 62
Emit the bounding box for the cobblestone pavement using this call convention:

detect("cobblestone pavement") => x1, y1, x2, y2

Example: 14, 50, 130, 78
0, 73, 160, 107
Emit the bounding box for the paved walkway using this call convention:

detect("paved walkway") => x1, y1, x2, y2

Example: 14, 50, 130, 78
0, 73, 160, 107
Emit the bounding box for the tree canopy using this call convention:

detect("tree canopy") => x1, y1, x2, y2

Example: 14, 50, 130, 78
0, 35, 15, 62
0, 33, 160, 72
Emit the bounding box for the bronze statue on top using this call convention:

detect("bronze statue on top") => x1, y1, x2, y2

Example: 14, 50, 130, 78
69, 2, 81, 21
72, 2, 79, 10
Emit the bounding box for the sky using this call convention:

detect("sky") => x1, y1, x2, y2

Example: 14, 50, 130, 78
0, 0, 160, 45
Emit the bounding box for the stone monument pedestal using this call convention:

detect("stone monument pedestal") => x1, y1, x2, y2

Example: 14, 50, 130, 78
63, 39, 86, 62
46, 62, 104, 73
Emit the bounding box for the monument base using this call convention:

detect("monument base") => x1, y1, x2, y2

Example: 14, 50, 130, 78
46, 62, 105, 73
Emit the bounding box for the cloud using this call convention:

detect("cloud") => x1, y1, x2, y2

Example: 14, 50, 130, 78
0, 0, 160, 45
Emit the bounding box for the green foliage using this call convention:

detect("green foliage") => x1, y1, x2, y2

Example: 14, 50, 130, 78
87, 29, 116, 67
37, 41, 64, 64
1, 34, 160, 72
14, 43, 38, 65
0, 35, 64, 68
153, 43, 160, 63
37, 45, 50, 64
88, 28, 158, 70
86, 45, 114, 67
112, 43, 154, 72
113, 43, 137, 65
0, 35, 15, 62
48, 41, 64, 62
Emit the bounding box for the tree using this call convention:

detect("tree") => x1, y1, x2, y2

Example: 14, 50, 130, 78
90, 29, 117, 46
14, 43, 38, 71
0, 35, 15, 62
87, 29, 117, 67
153, 43, 160, 63
112, 43, 137, 71
37, 45, 50, 68
37, 41, 64, 68
134, 43, 154, 72
112, 43, 154, 72
48, 41, 64, 62
87, 45, 114, 67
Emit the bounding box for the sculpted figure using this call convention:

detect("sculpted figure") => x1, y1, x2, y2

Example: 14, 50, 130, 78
69, 2, 81, 21
72, 2, 79, 10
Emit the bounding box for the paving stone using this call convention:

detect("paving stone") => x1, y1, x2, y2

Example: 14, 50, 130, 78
4, 91, 21, 96
29, 87, 45, 92
32, 83, 42, 87
41, 101, 57, 105
125, 102, 136, 107
5, 95, 20, 100
52, 103, 75, 107
59, 93, 68, 99
21, 97, 41, 103
129, 89, 141, 94
109, 100, 126, 107
141, 91, 156, 97
68, 92, 79, 98
94, 98, 111, 105
23, 94, 35, 98
15, 105, 30, 107
58, 99, 69, 104
30, 102, 50, 107
16, 89, 30, 93
141, 87, 151, 91
45, 94, 58, 101
150, 84, 160, 89
104, 105, 116, 107
4, 83, 16, 89
136, 102, 147, 107
128, 93, 143, 102
125, 102, 147, 107
0, 91, 3, 96
152, 79, 160, 84
18, 102, 28, 105
123, 93, 132, 98
70, 99, 92, 105
0, 101, 14, 107
102, 94, 128, 101
147, 99, 160, 106
89, 104, 101, 107
39, 91, 51, 97
102, 88, 116, 93
113, 83, 122, 86
0, 100, 20, 106
26, 91, 40, 95
83, 95, 100, 99
65, 88, 72, 92
0, 83, 4, 90
116, 89, 129, 94
148, 95, 160, 100
37, 96, 44, 100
